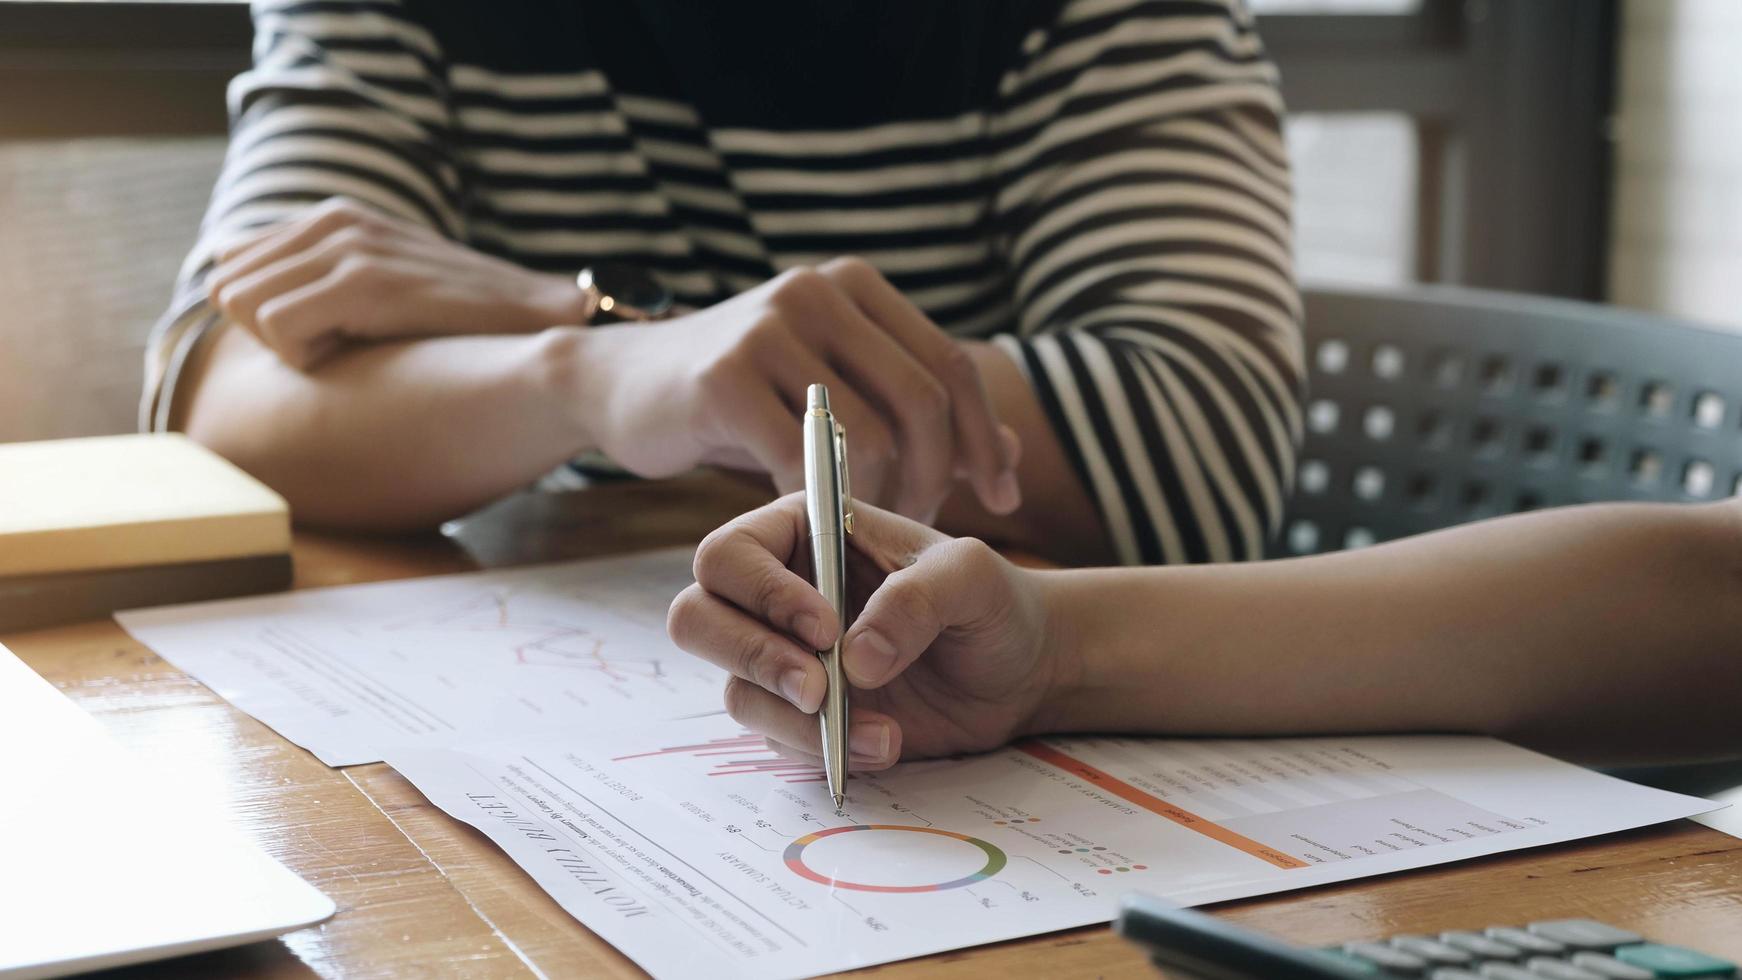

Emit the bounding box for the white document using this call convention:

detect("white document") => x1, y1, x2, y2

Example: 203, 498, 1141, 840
1695, 784, 1742, 840
387, 714, 1720, 980
117, 547, 723, 766
0, 644, 333, 979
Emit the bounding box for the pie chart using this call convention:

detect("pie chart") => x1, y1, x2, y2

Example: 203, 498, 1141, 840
783, 824, 1008, 893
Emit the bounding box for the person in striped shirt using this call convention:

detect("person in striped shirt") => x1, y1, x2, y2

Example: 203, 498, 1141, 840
147, 0, 1302, 566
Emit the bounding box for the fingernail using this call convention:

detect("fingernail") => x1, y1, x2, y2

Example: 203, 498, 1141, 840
779, 668, 811, 710
793, 612, 822, 648
845, 629, 897, 685
994, 470, 1021, 512
849, 721, 889, 760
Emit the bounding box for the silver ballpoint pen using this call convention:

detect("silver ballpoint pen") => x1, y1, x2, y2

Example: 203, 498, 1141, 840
802, 383, 852, 812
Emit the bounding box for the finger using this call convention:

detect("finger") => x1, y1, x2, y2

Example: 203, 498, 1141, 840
255, 252, 443, 365
765, 738, 825, 766
841, 497, 953, 577
212, 198, 376, 279
714, 381, 808, 495
696, 444, 762, 473
252, 269, 366, 369
841, 536, 1003, 689
210, 224, 290, 273
822, 257, 1020, 514
668, 585, 825, 712
692, 494, 838, 650
211, 222, 312, 286
301, 333, 345, 369
761, 342, 898, 509
764, 730, 900, 775
723, 678, 901, 770
206, 226, 277, 279
212, 240, 349, 332
1000, 423, 1023, 471
798, 279, 954, 520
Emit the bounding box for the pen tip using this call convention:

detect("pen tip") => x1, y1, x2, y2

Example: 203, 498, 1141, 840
832, 793, 845, 810
808, 383, 830, 411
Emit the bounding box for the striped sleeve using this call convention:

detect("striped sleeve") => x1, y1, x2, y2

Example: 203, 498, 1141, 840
141, 0, 465, 432
990, 0, 1305, 565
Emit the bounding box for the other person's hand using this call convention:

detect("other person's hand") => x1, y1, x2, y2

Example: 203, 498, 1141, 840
667, 493, 1071, 770
207, 198, 585, 368
570, 259, 1021, 522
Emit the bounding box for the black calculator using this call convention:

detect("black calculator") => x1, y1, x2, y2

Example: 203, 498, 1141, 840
1115, 894, 1738, 979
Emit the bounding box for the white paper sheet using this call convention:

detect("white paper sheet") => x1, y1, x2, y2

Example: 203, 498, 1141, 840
1695, 785, 1742, 840
117, 547, 724, 766
387, 714, 1721, 980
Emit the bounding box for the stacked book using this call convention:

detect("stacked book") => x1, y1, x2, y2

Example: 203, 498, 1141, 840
0, 434, 292, 632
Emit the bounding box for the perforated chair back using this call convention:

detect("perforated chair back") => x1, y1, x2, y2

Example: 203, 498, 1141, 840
1278, 284, 1742, 556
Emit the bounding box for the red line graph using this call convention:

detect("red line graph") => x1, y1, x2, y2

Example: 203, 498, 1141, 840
613, 734, 827, 783
381, 591, 666, 683
512, 631, 665, 682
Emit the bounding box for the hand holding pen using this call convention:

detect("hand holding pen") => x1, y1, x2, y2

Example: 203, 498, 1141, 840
672, 480, 1742, 773
667, 493, 1058, 775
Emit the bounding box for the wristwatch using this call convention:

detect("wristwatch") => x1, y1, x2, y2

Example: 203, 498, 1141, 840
575, 262, 676, 324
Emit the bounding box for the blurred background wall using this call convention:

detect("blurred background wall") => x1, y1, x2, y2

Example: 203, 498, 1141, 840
0, 137, 224, 441
1, 0, 1737, 446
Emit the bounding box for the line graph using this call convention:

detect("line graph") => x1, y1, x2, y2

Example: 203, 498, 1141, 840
512, 631, 665, 682
613, 733, 828, 784
379, 589, 669, 684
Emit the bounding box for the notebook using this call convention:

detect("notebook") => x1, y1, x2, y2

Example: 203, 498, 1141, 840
0, 434, 292, 631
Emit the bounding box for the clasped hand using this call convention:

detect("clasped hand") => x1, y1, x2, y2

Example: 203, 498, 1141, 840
208, 198, 1021, 523
571, 262, 1022, 522
208, 198, 587, 369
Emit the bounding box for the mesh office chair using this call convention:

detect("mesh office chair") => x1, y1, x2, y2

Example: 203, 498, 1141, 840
1277, 284, 1742, 557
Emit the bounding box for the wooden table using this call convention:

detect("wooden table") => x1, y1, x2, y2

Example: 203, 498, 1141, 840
8, 473, 1742, 979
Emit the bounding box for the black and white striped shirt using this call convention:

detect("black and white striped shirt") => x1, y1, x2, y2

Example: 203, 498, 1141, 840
145, 0, 1304, 565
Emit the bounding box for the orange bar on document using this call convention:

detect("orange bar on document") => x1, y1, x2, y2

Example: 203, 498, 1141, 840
1015, 741, 1309, 870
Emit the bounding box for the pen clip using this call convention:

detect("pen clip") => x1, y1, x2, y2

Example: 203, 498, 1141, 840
835, 421, 854, 535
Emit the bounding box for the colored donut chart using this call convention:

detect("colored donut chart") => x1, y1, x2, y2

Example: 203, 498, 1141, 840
783, 824, 1008, 893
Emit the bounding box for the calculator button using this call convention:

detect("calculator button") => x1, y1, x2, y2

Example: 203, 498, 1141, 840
1613, 942, 1739, 977
1433, 971, 1486, 980
1394, 937, 1476, 965
1442, 932, 1525, 960
1481, 965, 1542, 980
1528, 921, 1645, 951
1489, 928, 1568, 954
1345, 941, 1429, 975
1524, 958, 1605, 980
1568, 952, 1656, 979
1317, 948, 1384, 974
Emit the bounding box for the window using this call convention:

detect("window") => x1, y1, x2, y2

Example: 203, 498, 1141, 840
1255, 0, 1618, 299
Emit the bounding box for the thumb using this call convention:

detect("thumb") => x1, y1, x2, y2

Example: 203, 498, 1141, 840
842, 536, 998, 688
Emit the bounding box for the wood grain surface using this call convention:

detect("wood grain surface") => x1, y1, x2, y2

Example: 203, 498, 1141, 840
7, 472, 1740, 979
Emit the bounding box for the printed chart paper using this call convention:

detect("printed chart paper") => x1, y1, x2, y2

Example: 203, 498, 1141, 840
117, 547, 723, 766
388, 714, 1719, 979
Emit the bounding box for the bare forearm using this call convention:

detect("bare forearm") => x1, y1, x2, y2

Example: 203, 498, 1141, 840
179, 325, 593, 530
1043, 501, 1742, 764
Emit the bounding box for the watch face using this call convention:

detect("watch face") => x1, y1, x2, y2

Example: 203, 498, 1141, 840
586, 262, 674, 317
